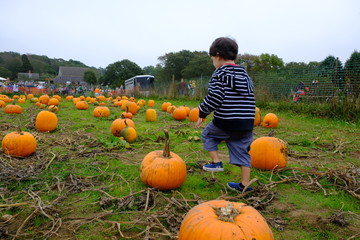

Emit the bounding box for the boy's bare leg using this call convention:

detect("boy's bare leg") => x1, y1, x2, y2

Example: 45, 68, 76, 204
209, 151, 220, 163
241, 166, 251, 186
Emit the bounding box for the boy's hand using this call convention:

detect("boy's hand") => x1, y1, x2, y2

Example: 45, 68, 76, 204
195, 118, 204, 128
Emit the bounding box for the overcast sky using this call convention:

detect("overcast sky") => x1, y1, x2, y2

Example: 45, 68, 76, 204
1, 0, 359, 68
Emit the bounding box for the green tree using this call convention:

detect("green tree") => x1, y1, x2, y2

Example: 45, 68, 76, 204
158, 50, 194, 81
102, 59, 143, 87
253, 53, 284, 72
182, 51, 213, 79
344, 51, 360, 96
0, 66, 11, 78
318, 56, 344, 89
20, 54, 33, 73
5, 58, 22, 80
84, 70, 97, 85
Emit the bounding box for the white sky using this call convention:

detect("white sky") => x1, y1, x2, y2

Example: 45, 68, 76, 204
1, 0, 359, 68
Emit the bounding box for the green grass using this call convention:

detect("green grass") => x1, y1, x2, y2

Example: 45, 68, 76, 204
0, 95, 359, 240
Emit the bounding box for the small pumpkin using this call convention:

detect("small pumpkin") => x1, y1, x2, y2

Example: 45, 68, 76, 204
172, 107, 187, 120
36, 110, 58, 132
121, 110, 133, 119
66, 95, 74, 101
147, 99, 155, 107
188, 107, 200, 122
161, 102, 171, 111
166, 105, 176, 114
146, 109, 157, 122
249, 136, 287, 170
76, 101, 88, 110
140, 129, 187, 190
254, 107, 261, 126
4, 104, 22, 114
178, 200, 274, 240
30, 97, 39, 103
0, 100, 5, 108
27, 94, 34, 99
120, 120, 137, 143
2, 130, 37, 157
48, 105, 59, 113
93, 106, 110, 117
261, 113, 278, 128
48, 98, 60, 106
111, 118, 135, 137
17, 98, 26, 104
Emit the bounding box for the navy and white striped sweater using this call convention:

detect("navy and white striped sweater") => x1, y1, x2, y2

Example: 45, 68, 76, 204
198, 64, 256, 131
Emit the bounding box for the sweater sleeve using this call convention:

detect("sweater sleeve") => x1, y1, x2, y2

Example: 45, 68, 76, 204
198, 74, 225, 118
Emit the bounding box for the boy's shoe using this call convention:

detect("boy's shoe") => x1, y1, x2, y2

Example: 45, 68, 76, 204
227, 182, 253, 192
202, 162, 224, 172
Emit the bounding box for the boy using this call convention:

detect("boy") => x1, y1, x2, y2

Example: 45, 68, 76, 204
195, 37, 256, 192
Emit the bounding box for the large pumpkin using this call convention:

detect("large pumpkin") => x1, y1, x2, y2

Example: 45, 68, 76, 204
126, 101, 138, 115
140, 129, 186, 190
261, 113, 278, 128
36, 111, 58, 132
249, 136, 287, 170
93, 106, 110, 117
111, 118, 135, 137
76, 101, 88, 110
172, 107, 187, 120
39, 95, 50, 105
2, 131, 37, 157
4, 104, 22, 114
178, 200, 274, 240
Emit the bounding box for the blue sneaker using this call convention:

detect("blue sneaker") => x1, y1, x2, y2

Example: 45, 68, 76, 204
227, 182, 253, 192
203, 162, 224, 172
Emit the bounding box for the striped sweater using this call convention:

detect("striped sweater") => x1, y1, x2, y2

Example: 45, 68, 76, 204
198, 64, 256, 131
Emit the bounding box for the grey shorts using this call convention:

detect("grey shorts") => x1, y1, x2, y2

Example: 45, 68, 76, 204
201, 121, 253, 167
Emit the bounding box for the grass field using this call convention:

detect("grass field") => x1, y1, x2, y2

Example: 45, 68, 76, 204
0, 96, 359, 240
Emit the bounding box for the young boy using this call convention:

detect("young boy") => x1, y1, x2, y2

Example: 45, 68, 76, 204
195, 37, 256, 192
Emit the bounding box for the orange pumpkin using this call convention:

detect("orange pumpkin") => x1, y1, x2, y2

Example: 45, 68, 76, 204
261, 113, 278, 128
249, 136, 287, 170
111, 118, 135, 137
121, 111, 133, 119
161, 102, 171, 111
166, 105, 176, 114
39, 95, 50, 105
178, 200, 274, 240
172, 107, 187, 120
188, 107, 200, 122
27, 94, 34, 99
17, 98, 26, 104
76, 101, 88, 110
48, 98, 60, 106
66, 96, 74, 101
126, 101, 138, 115
93, 106, 110, 117
2, 131, 37, 157
4, 104, 22, 114
0, 100, 6, 108
52, 95, 62, 101
36, 111, 58, 132
254, 107, 261, 126
140, 129, 187, 190
147, 99, 155, 107
146, 109, 157, 122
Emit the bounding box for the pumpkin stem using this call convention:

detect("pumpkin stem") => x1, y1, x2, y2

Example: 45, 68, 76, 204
214, 202, 242, 222
16, 126, 23, 135
162, 129, 170, 158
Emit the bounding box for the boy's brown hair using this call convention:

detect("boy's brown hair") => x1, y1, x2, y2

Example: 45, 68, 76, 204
209, 37, 238, 60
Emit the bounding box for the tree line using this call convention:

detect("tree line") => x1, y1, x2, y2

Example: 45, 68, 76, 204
0, 50, 359, 96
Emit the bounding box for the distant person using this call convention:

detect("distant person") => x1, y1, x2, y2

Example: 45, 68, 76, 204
195, 37, 256, 192
178, 79, 186, 95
